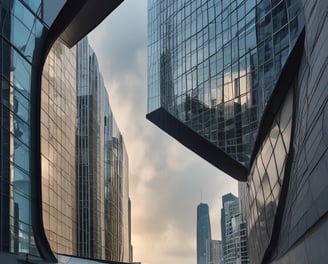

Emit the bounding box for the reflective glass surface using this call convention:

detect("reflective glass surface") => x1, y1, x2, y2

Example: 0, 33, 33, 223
76, 37, 131, 262
0, 0, 53, 255
41, 40, 77, 255
147, 0, 303, 166
244, 88, 293, 263
221, 193, 249, 264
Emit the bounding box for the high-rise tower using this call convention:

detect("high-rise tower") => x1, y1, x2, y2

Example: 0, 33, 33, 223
76, 37, 131, 262
221, 193, 249, 264
197, 203, 211, 264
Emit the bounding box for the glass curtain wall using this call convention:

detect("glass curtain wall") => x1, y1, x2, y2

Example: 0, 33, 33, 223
246, 88, 293, 263
147, 0, 303, 166
41, 40, 77, 255
0, 0, 65, 255
76, 37, 131, 262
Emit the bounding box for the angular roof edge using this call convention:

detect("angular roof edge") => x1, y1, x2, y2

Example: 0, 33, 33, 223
56, 0, 124, 48
146, 108, 248, 181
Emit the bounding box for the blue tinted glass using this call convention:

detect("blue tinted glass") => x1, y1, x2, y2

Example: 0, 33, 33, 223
14, 136, 30, 172
12, 51, 32, 98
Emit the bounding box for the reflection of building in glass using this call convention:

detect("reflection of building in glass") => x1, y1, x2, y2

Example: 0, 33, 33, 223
206, 240, 223, 264
41, 40, 77, 255
147, 0, 303, 175
0, 0, 125, 263
148, 0, 328, 263
76, 37, 131, 263
220, 193, 249, 264
197, 203, 211, 264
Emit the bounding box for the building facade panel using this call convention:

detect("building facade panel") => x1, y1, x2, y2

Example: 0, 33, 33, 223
76, 37, 131, 263
0, 0, 61, 256
206, 240, 223, 264
245, 87, 293, 263
221, 193, 249, 264
41, 40, 77, 255
0, 0, 126, 262
147, 0, 303, 168
272, 0, 328, 261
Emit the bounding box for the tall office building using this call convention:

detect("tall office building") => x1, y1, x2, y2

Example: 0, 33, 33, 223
220, 193, 249, 264
206, 240, 223, 264
148, 0, 328, 263
41, 40, 77, 255
197, 203, 212, 264
0, 1, 125, 263
76, 37, 131, 263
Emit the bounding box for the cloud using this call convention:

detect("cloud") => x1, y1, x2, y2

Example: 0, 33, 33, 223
88, 1, 238, 263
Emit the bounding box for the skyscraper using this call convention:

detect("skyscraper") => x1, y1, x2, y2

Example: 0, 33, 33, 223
148, 0, 328, 263
197, 203, 212, 264
220, 193, 249, 264
147, 0, 303, 178
206, 240, 223, 264
41, 40, 77, 256
76, 37, 131, 262
0, 0, 125, 263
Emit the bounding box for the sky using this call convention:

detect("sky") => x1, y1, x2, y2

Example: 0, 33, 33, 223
88, 1, 238, 263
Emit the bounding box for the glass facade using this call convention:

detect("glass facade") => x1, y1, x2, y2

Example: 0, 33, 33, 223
147, 0, 303, 166
206, 240, 223, 264
76, 37, 131, 263
245, 88, 293, 263
0, 0, 129, 262
197, 203, 211, 264
0, 0, 65, 255
76, 37, 105, 259
105, 113, 130, 262
41, 40, 77, 255
220, 193, 249, 264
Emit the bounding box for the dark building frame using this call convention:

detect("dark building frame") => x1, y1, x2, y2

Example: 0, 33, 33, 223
0, 0, 123, 262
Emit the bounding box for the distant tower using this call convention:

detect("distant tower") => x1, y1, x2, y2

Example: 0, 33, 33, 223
221, 193, 249, 264
206, 240, 223, 264
197, 203, 211, 264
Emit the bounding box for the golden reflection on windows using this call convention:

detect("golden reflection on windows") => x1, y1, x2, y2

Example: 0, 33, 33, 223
41, 41, 77, 255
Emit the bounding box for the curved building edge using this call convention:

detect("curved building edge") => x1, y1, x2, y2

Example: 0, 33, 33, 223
0, 0, 124, 263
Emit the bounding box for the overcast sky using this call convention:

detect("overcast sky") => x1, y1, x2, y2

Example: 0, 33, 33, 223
88, 1, 238, 263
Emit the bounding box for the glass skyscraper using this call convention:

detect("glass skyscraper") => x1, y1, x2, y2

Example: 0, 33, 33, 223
147, 0, 303, 177
41, 40, 77, 255
76, 37, 131, 263
206, 240, 223, 264
0, 0, 126, 263
220, 193, 249, 264
147, 0, 328, 263
197, 203, 212, 264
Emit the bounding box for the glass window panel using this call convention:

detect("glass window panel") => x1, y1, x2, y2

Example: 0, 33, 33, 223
14, 89, 30, 123
274, 134, 287, 176
260, 137, 273, 166
252, 162, 261, 191
13, 164, 30, 195
14, 136, 30, 172
13, 191, 31, 224
272, 2, 288, 32
12, 51, 32, 98
258, 0, 272, 18
266, 154, 278, 190
246, 27, 256, 51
